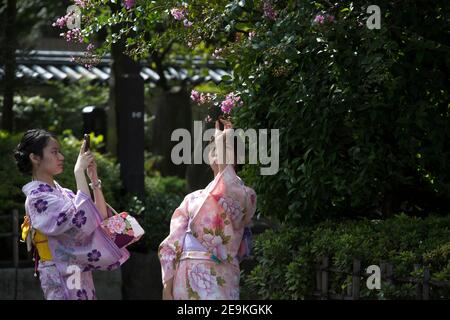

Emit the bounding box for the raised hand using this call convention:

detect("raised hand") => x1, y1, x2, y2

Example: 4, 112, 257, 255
74, 140, 94, 173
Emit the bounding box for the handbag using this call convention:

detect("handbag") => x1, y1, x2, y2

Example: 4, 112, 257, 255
100, 203, 145, 248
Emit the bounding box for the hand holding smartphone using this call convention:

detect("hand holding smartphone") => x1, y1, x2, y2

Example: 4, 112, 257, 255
84, 134, 90, 152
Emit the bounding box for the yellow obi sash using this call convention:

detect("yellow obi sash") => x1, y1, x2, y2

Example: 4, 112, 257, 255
21, 215, 53, 262
34, 230, 52, 262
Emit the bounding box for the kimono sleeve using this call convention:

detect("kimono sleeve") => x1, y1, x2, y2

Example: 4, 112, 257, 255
243, 186, 257, 226
237, 187, 257, 261
26, 189, 102, 237
158, 195, 189, 285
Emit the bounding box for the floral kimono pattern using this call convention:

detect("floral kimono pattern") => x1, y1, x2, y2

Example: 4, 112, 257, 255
22, 180, 130, 300
158, 165, 257, 300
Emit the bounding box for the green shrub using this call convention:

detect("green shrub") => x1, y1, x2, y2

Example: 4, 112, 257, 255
224, 0, 450, 224
0, 79, 108, 135
126, 175, 186, 252
48, 79, 108, 135
242, 213, 450, 299
0, 131, 30, 214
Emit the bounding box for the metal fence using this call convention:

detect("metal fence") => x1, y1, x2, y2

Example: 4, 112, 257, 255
314, 256, 450, 300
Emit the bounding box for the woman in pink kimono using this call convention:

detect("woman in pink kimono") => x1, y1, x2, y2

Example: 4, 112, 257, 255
159, 120, 257, 300
14, 129, 129, 300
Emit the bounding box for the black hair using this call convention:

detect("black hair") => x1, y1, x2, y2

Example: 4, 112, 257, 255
13, 129, 58, 175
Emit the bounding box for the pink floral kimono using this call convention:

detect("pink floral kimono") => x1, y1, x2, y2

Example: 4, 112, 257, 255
159, 165, 257, 300
22, 180, 130, 300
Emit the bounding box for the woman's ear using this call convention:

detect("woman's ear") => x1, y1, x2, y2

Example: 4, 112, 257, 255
29, 153, 40, 166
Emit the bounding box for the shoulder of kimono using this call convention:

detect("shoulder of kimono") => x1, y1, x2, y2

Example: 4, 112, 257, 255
26, 188, 59, 202
22, 181, 41, 196
245, 185, 256, 195
184, 189, 205, 203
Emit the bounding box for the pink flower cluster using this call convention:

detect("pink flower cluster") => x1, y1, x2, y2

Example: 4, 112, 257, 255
263, 1, 278, 21
60, 28, 83, 43
220, 93, 243, 114
71, 44, 100, 70
191, 90, 243, 115
212, 48, 223, 59
170, 7, 193, 28
190, 90, 216, 104
106, 215, 127, 234
248, 31, 256, 41
314, 14, 335, 24
52, 12, 74, 29
170, 8, 186, 20
123, 0, 136, 10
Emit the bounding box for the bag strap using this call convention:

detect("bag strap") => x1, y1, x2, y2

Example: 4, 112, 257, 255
105, 202, 119, 216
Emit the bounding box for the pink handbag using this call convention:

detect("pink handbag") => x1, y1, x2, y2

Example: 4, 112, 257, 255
100, 203, 145, 248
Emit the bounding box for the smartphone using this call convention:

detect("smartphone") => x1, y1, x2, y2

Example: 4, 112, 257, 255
84, 134, 90, 152
208, 105, 224, 130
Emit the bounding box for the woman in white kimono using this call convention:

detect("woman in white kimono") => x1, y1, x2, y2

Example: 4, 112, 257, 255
159, 120, 257, 300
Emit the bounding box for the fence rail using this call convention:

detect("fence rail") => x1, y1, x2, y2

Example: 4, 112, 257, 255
0, 210, 21, 300
0, 210, 20, 269
314, 255, 450, 300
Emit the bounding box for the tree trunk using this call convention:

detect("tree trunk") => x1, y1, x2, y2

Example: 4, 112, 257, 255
109, 24, 145, 198
152, 87, 192, 178
1, 0, 17, 132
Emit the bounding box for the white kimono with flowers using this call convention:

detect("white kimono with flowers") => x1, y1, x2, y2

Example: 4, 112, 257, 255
158, 166, 257, 299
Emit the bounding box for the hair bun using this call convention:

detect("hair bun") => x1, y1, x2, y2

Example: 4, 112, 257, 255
14, 147, 31, 174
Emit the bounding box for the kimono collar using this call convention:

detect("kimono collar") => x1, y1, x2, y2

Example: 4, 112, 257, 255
22, 180, 57, 197
207, 165, 242, 191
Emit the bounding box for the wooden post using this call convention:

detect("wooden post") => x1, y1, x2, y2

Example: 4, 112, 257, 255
109, 5, 145, 199
1, 0, 17, 132
352, 259, 361, 300
380, 261, 386, 289
346, 275, 352, 297
321, 256, 329, 300
423, 267, 430, 300
316, 258, 322, 294
381, 262, 393, 284
12, 209, 19, 268
414, 264, 422, 300
12, 209, 19, 300
386, 263, 393, 286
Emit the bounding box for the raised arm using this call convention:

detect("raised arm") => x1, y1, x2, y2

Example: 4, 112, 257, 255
74, 139, 93, 197
87, 159, 108, 220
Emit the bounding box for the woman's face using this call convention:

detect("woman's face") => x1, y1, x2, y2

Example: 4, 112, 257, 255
32, 138, 65, 176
